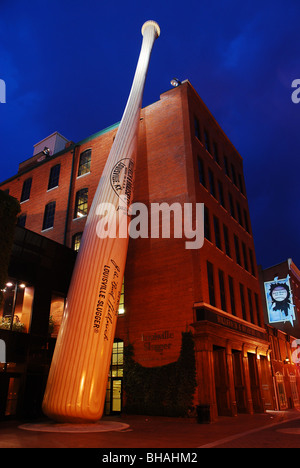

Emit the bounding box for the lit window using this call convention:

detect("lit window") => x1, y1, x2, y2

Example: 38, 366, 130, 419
0, 281, 34, 333
42, 201, 56, 230
118, 281, 125, 315
78, 149, 91, 177
74, 188, 88, 218
72, 232, 83, 251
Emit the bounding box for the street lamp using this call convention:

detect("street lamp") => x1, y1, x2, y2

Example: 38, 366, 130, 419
4, 281, 26, 331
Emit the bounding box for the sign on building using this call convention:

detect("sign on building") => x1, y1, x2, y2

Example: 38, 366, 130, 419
264, 275, 295, 326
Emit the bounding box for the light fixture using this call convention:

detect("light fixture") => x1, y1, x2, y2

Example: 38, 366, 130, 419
170, 78, 182, 87
5, 282, 13, 287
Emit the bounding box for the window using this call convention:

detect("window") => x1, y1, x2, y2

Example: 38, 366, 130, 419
48, 164, 61, 190
228, 276, 236, 315
239, 283, 247, 320
249, 249, 256, 276
42, 201, 56, 230
213, 142, 220, 164
236, 202, 243, 226
78, 149, 91, 177
223, 224, 231, 257
72, 232, 83, 251
218, 180, 225, 207
244, 209, 250, 233
234, 235, 241, 266
0, 282, 35, 335
49, 293, 66, 338
74, 188, 88, 218
204, 130, 210, 153
224, 155, 230, 176
207, 261, 216, 307
231, 163, 237, 186
247, 289, 255, 324
238, 173, 245, 195
218, 269, 227, 311
254, 293, 261, 327
242, 242, 249, 271
20, 178, 32, 202
17, 214, 26, 228
197, 157, 206, 187
213, 216, 222, 250
194, 117, 201, 140
229, 193, 235, 218
204, 206, 211, 241
118, 281, 125, 315
208, 169, 216, 198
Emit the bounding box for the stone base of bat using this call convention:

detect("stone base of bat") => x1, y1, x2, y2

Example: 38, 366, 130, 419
19, 420, 130, 433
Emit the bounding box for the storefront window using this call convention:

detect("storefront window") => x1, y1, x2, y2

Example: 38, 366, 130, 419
0, 281, 34, 333
289, 374, 299, 406
276, 372, 288, 409
49, 293, 66, 337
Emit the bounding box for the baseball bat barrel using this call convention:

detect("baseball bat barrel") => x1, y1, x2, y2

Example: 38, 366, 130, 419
42, 20, 160, 423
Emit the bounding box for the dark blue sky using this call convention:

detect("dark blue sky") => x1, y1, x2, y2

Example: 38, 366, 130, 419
0, 0, 299, 269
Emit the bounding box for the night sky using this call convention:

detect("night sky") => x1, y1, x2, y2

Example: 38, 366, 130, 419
0, 0, 299, 269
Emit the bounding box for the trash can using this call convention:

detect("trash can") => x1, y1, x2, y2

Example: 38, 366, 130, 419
196, 404, 211, 424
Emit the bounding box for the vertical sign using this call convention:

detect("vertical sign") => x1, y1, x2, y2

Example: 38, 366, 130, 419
264, 275, 295, 326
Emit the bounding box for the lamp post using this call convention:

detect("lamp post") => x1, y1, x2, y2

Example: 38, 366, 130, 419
4, 281, 26, 331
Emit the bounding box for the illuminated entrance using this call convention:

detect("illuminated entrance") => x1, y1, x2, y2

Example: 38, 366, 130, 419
105, 340, 124, 415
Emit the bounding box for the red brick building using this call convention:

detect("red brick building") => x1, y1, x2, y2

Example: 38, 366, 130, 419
0, 80, 280, 419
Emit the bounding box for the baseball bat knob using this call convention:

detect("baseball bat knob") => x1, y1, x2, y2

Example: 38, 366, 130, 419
141, 20, 160, 38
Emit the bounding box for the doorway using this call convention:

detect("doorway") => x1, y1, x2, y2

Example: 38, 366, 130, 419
213, 346, 231, 416
248, 353, 262, 412
232, 350, 246, 413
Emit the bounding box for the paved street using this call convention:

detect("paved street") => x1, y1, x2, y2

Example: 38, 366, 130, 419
0, 409, 300, 449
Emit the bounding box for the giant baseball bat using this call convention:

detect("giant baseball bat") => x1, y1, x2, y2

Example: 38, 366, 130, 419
42, 20, 160, 423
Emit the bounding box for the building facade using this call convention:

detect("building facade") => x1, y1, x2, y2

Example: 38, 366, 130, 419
0, 80, 287, 420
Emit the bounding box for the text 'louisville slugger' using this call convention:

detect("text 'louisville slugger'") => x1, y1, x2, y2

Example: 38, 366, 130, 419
42, 20, 160, 423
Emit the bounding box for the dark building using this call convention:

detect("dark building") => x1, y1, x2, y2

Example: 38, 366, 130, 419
0, 226, 76, 419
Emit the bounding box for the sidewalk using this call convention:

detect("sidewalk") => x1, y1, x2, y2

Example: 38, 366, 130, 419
0, 409, 299, 448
